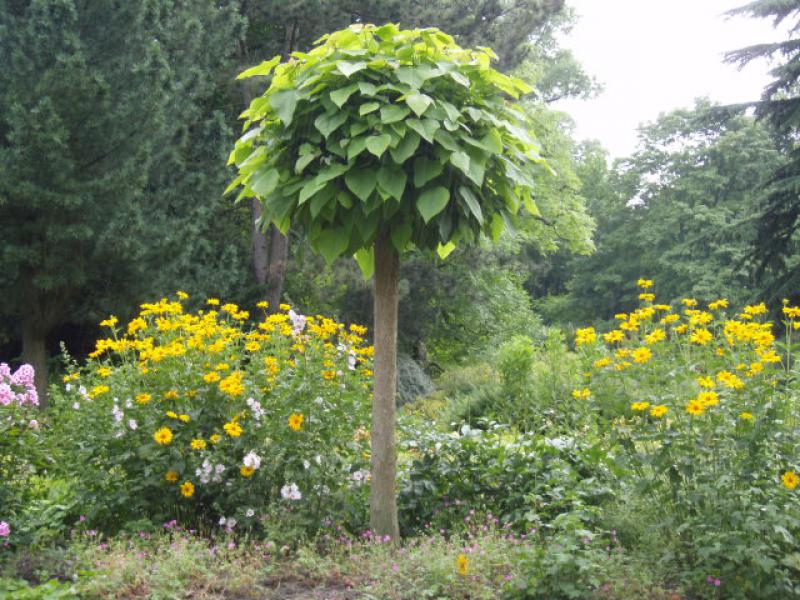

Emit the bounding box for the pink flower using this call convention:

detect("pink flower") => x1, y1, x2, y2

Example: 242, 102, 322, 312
0, 363, 10, 383
0, 384, 13, 406
0, 521, 10, 537
11, 365, 35, 387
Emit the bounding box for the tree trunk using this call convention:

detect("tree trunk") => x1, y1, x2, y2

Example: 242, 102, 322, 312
21, 317, 48, 408
265, 225, 288, 313
251, 199, 269, 285
370, 231, 400, 539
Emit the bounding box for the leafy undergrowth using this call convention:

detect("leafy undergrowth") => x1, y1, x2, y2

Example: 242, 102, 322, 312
1, 524, 681, 600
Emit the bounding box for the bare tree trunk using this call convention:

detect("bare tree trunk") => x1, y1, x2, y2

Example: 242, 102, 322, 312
370, 231, 400, 539
265, 225, 288, 312
21, 317, 48, 408
251, 199, 269, 285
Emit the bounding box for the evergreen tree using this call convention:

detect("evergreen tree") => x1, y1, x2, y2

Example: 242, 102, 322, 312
0, 0, 243, 400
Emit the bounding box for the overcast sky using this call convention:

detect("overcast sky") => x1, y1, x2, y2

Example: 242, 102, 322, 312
554, 0, 788, 158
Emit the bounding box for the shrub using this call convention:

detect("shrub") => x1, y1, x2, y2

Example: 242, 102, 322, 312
50, 295, 372, 535
573, 281, 800, 599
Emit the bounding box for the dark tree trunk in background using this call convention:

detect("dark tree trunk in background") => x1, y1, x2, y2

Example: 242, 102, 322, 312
370, 231, 400, 539
265, 225, 288, 312
251, 199, 269, 285
21, 317, 48, 408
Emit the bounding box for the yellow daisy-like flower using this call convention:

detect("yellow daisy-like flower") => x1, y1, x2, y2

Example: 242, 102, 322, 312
574, 327, 597, 345
697, 391, 719, 407
165, 470, 179, 483
456, 554, 469, 576
689, 328, 712, 345
89, 385, 110, 398
781, 471, 799, 490
593, 357, 611, 369
245, 341, 261, 352
708, 299, 729, 310
100, 316, 119, 328
645, 329, 666, 345
97, 367, 112, 378
739, 412, 754, 421
178, 414, 190, 423
166, 410, 178, 419
210, 433, 222, 444
240, 466, 255, 478
135, 393, 152, 405
637, 278, 654, 289
176, 291, 189, 299
256, 300, 269, 309
696, 376, 715, 389
203, 371, 221, 383
681, 298, 697, 308
279, 303, 291, 311
153, 427, 173, 445
686, 400, 705, 416
632, 347, 652, 364
322, 370, 337, 380
164, 390, 179, 399
223, 420, 243, 438
288, 413, 305, 431
180, 481, 195, 498
603, 330, 625, 344
571, 388, 591, 400
639, 293, 655, 302
127, 317, 147, 335
190, 439, 207, 451
631, 401, 650, 412
207, 298, 220, 306
649, 405, 668, 418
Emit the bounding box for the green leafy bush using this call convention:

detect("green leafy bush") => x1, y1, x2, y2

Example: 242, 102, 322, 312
49, 294, 372, 535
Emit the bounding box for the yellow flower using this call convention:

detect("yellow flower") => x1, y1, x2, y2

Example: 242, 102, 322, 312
681, 298, 697, 308
219, 371, 245, 397
654, 304, 672, 311
661, 314, 680, 325
744, 302, 767, 316
593, 358, 611, 369
164, 390, 179, 399
178, 414, 190, 423
96, 367, 112, 378
637, 278, 654, 289
603, 330, 625, 344
288, 413, 305, 431
279, 303, 291, 311
674, 324, 688, 334
180, 481, 195, 498
708, 299, 729, 310
739, 412, 754, 421
127, 317, 147, 335
686, 399, 705, 416
245, 341, 261, 352
322, 370, 337, 380
176, 291, 189, 300
574, 327, 597, 345
240, 466, 255, 478
781, 471, 799, 490
210, 434, 222, 444
571, 388, 591, 400
689, 328, 712, 345
697, 376, 715, 389
89, 385, 110, 398
223, 420, 243, 438
645, 329, 666, 345
717, 370, 744, 390
350, 324, 368, 335
165, 471, 179, 483
256, 301, 269, 309
190, 438, 207, 450
639, 293, 655, 302
650, 405, 668, 418
632, 347, 652, 364
456, 553, 469, 576
100, 316, 119, 328
631, 401, 650, 411
207, 298, 220, 306
203, 371, 221, 383
153, 427, 173, 445
166, 411, 179, 420
63, 373, 79, 383
697, 391, 719, 407
135, 393, 152, 405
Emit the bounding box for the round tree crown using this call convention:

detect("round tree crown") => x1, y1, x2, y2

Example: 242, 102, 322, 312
228, 23, 546, 272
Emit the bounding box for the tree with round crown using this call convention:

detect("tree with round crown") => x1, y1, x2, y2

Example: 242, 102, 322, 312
228, 23, 580, 537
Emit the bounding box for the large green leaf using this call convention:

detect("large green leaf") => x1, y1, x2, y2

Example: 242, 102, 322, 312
417, 186, 450, 223
270, 89, 299, 126
249, 168, 280, 197
359, 102, 380, 115
380, 104, 411, 124
330, 84, 359, 108
413, 157, 443, 188
405, 92, 432, 117
406, 118, 440, 143
316, 163, 348, 183
299, 178, 326, 205
390, 131, 421, 164
315, 229, 350, 264
366, 134, 392, 158
237, 56, 281, 80
449, 151, 471, 177
347, 137, 368, 161
458, 185, 483, 225
354, 247, 375, 279
295, 153, 318, 174
377, 165, 407, 201
345, 169, 377, 202
337, 61, 367, 78
314, 111, 348, 138
391, 222, 413, 252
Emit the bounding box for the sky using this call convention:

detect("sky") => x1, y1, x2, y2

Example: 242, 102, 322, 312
554, 0, 788, 158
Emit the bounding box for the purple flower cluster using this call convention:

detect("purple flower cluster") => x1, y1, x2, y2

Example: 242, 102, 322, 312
0, 363, 38, 406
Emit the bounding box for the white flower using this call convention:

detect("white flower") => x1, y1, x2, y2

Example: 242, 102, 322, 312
347, 350, 356, 370
314, 396, 324, 405
303, 459, 310, 470
128, 419, 138, 430
218, 516, 227, 526
65, 383, 72, 392
112, 405, 124, 422
72, 402, 80, 410
288, 309, 307, 334
214, 464, 226, 474
226, 518, 237, 529
243, 451, 261, 470
280, 482, 302, 501
125, 399, 133, 408
245, 509, 255, 518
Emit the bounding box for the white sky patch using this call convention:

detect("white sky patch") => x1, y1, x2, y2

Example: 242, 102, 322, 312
554, 0, 790, 158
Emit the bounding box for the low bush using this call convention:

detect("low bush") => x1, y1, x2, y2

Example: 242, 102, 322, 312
48, 295, 373, 536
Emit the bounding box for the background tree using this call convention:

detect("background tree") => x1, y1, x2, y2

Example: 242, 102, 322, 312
726, 0, 800, 299
229, 24, 591, 536
0, 0, 243, 400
